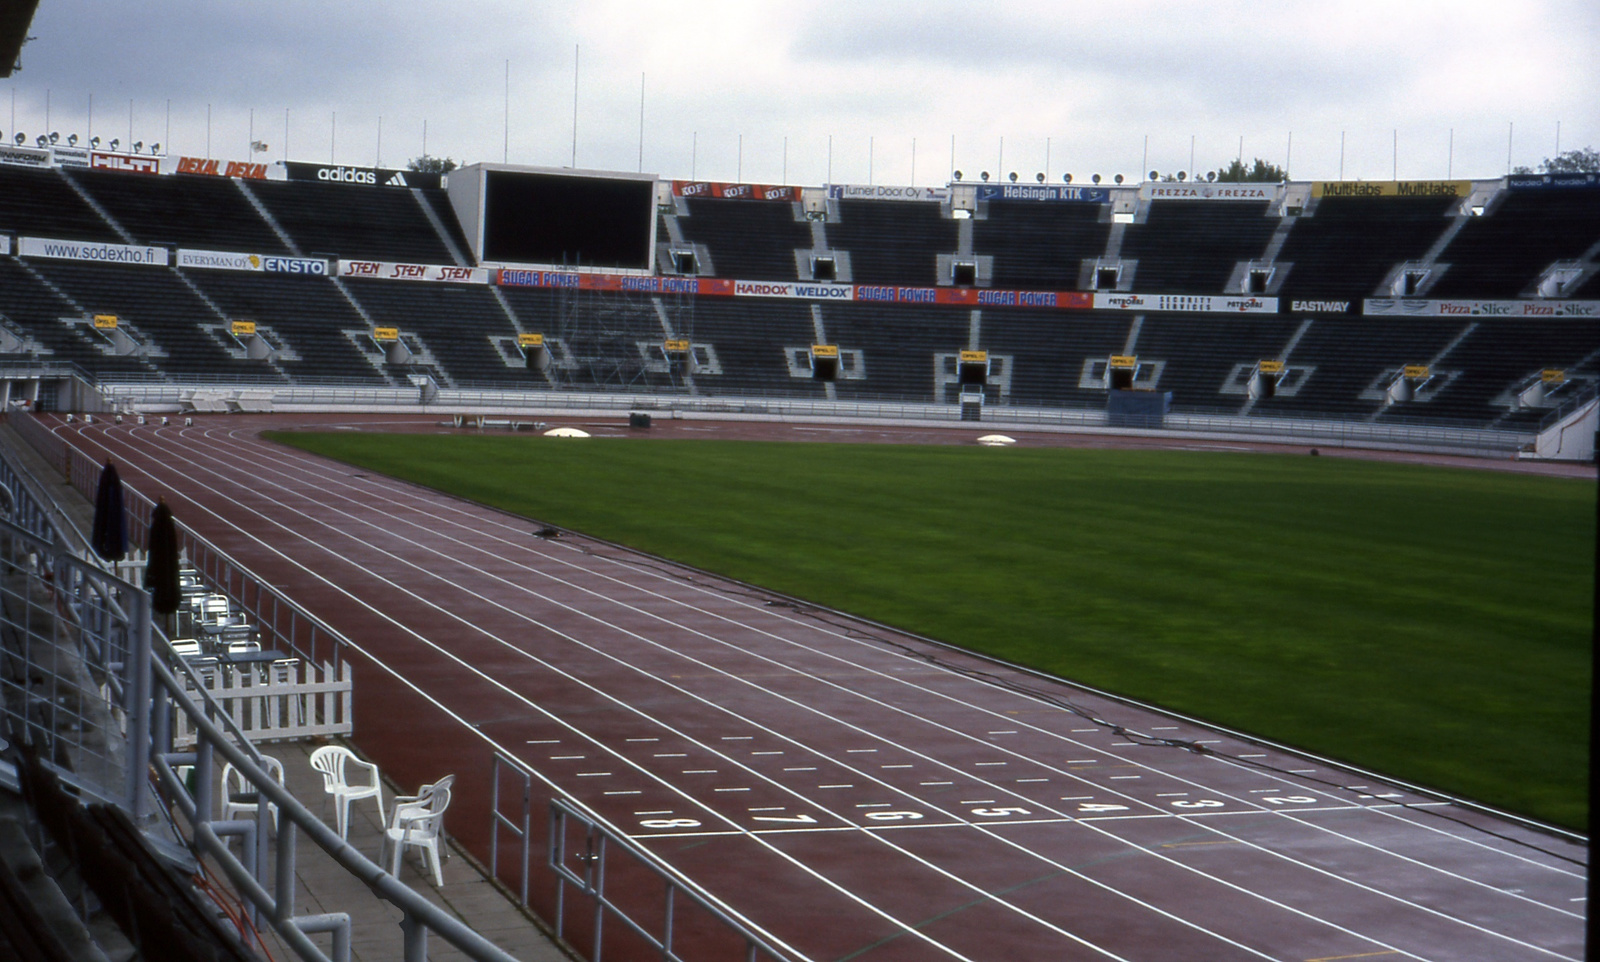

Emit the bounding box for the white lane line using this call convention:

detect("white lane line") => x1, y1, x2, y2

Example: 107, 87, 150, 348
921, 781, 953, 786
526, 739, 560, 744
653, 753, 688, 757
881, 764, 913, 769
604, 790, 641, 796
714, 787, 751, 793
783, 766, 817, 772
625, 737, 659, 742
576, 772, 612, 777
751, 751, 784, 755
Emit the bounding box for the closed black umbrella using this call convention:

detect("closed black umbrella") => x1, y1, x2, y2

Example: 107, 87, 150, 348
91, 461, 128, 562
145, 498, 181, 618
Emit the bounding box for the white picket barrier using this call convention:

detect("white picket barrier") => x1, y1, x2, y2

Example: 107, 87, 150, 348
173, 659, 352, 747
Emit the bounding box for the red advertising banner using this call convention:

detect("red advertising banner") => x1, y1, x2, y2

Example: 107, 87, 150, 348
671, 181, 800, 202
90, 152, 161, 175
177, 156, 269, 180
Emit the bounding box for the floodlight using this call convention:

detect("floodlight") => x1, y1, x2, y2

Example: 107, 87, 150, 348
1114, 173, 1124, 184
34, 135, 46, 146
953, 169, 962, 181
1149, 169, 1157, 181
109, 138, 119, 150
1091, 173, 1101, 184
1206, 170, 1216, 182
67, 133, 77, 146
1063, 173, 1072, 183
12, 133, 22, 145
1008, 171, 1018, 183
1177, 170, 1186, 181
1035, 172, 1045, 183
90, 136, 100, 148
980, 171, 990, 182
151, 143, 160, 154
133, 141, 142, 152
48, 131, 58, 144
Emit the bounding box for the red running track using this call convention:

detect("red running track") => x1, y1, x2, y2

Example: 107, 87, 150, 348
58, 415, 1586, 962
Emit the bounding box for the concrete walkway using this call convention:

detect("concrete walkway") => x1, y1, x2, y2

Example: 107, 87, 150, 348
229, 738, 572, 962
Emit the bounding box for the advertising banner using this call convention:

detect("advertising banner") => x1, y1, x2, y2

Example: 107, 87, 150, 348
1094, 292, 1279, 314
178, 249, 264, 271
93, 314, 118, 329
231, 321, 257, 336
19, 236, 169, 266
90, 151, 161, 175
1507, 173, 1600, 190
663, 339, 691, 353
373, 327, 399, 342
49, 146, 89, 167
1139, 183, 1277, 201
517, 333, 543, 347
0, 236, 9, 255
976, 184, 1109, 203
1364, 298, 1600, 317
0, 146, 50, 168
1311, 180, 1472, 198
283, 162, 442, 189
671, 181, 800, 202
826, 184, 950, 202
1287, 299, 1357, 314
262, 255, 329, 276
176, 156, 271, 180
339, 259, 487, 284
495, 269, 703, 295
734, 280, 854, 300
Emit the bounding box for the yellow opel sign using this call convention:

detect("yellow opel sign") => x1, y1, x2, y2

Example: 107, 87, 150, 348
93, 314, 118, 329
373, 327, 399, 342
231, 320, 256, 336
518, 333, 544, 347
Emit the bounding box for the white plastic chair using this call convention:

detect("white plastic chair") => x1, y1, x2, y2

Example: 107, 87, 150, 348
308, 745, 384, 839
220, 755, 285, 831
383, 778, 452, 886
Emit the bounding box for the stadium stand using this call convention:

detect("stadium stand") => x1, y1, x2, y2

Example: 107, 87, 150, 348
825, 199, 955, 286
1121, 201, 1278, 293
673, 197, 812, 281
972, 200, 1111, 289
1274, 196, 1457, 299
0, 162, 1596, 448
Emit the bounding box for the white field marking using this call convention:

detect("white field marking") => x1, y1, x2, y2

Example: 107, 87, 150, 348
782, 767, 817, 772
1061, 796, 1094, 801
653, 753, 688, 758
1067, 760, 1097, 764
921, 782, 954, 786
551, 755, 586, 759
974, 761, 1007, 766
988, 730, 1019, 735
1017, 778, 1048, 783
1151, 727, 1179, 731
683, 770, 718, 774
604, 791, 641, 796
526, 739, 560, 744
1291, 769, 1318, 774
818, 784, 854, 789
748, 807, 786, 812
1071, 729, 1099, 733
751, 751, 784, 755
634, 810, 675, 816
1158, 793, 1190, 798
722, 736, 753, 740
960, 800, 997, 806
1355, 802, 1585, 879
714, 787, 751, 792
78, 434, 968, 962
857, 803, 892, 808
1195, 740, 1222, 744
576, 772, 612, 777
625, 737, 659, 742
880, 764, 913, 769
1109, 775, 1142, 780
1239, 754, 1267, 758
142, 428, 1583, 940
847, 749, 878, 753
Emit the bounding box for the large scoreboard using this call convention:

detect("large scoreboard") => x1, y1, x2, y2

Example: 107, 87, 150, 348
448, 164, 657, 272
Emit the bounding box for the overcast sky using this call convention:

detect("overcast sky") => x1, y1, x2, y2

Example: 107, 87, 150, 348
7, 0, 1596, 186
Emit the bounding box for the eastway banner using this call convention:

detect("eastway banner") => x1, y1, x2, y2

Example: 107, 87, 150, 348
1364, 298, 1600, 317
339, 259, 487, 283
1095, 292, 1279, 314
19, 236, 168, 266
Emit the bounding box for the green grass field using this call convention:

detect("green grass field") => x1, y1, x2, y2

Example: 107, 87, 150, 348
273, 431, 1594, 830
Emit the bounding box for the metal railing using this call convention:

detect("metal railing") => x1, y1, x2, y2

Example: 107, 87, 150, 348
491, 751, 799, 962
91, 378, 1539, 456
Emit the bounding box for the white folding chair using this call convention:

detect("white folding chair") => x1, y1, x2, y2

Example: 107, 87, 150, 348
308, 744, 384, 839
220, 755, 285, 831
383, 778, 452, 886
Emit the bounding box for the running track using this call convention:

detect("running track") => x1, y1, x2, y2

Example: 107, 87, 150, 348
55, 415, 1586, 961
